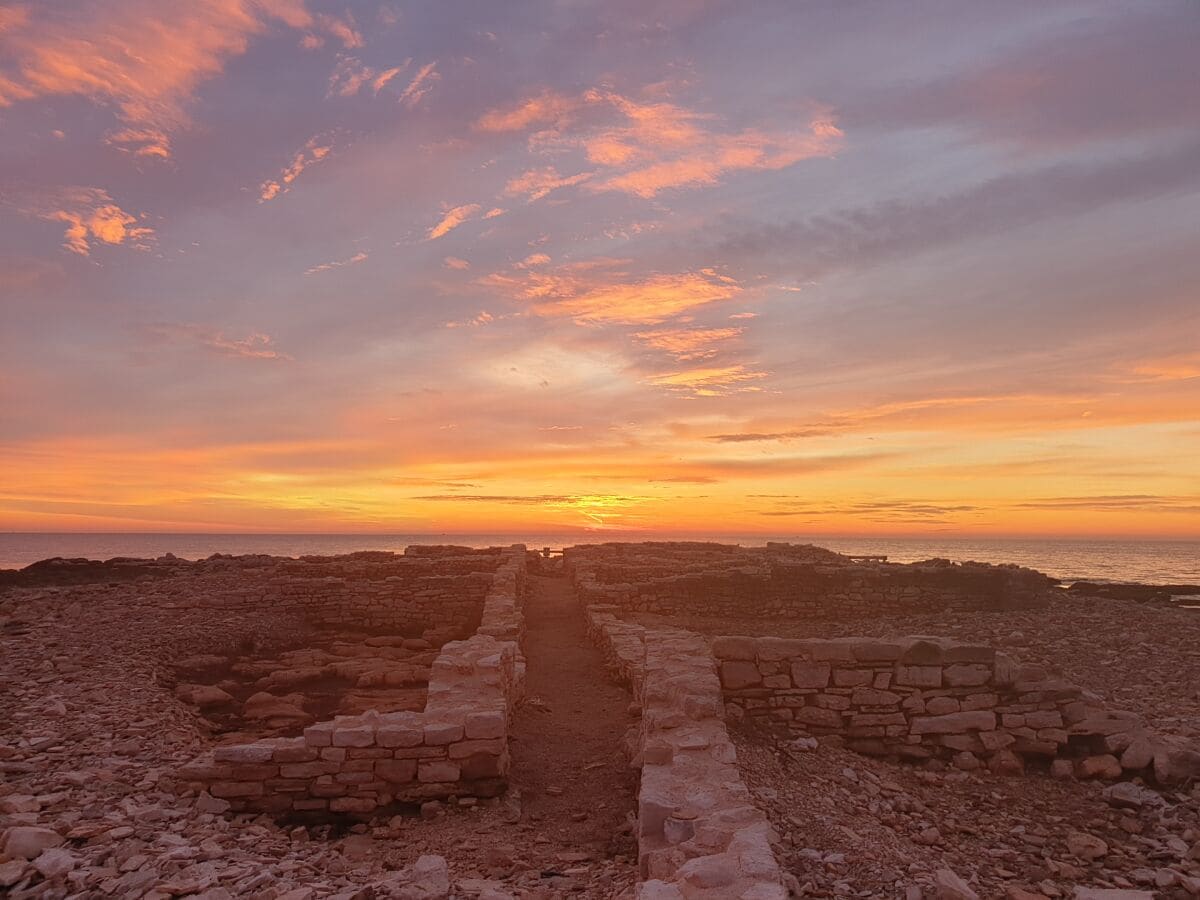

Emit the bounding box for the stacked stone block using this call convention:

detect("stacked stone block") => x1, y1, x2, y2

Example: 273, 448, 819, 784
176, 547, 527, 817
586, 607, 786, 900
714, 634, 1199, 782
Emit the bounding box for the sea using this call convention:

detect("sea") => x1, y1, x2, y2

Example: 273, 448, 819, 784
0, 533, 1197, 585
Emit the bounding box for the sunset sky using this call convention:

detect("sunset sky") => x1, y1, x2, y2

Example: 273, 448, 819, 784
1, 0, 1198, 538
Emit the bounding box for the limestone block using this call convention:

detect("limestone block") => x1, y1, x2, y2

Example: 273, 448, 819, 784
418, 760, 461, 783
303, 722, 335, 747
214, 744, 274, 764
330, 796, 377, 813
851, 640, 905, 662
925, 697, 960, 715
790, 662, 831, 689
465, 710, 506, 740
851, 687, 901, 707
979, 730, 1016, 751
210, 781, 265, 799
896, 666, 943, 688
376, 759, 418, 783
794, 706, 842, 728
756, 637, 811, 661
423, 722, 465, 745
720, 660, 762, 690
944, 664, 990, 687
832, 668, 873, 687
911, 710, 997, 735
961, 693, 997, 711
377, 722, 423, 748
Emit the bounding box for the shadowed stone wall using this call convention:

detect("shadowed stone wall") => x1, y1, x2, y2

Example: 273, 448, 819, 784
175, 547, 528, 817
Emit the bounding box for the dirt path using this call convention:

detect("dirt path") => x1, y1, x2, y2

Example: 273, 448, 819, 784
508, 573, 639, 861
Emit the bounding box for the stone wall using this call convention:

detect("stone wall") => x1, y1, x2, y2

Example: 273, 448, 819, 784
175, 546, 527, 817
566, 542, 1053, 621
585, 605, 786, 900
714, 634, 1200, 784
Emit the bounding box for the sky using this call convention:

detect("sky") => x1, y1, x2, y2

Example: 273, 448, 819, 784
1, 0, 1198, 538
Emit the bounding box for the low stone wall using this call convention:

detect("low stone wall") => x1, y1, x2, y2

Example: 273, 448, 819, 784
176, 547, 527, 817
566, 543, 1053, 622
714, 634, 1200, 783
585, 605, 786, 900
196, 552, 505, 641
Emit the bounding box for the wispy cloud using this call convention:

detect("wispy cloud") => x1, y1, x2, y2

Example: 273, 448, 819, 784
634, 326, 744, 361
427, 202, 481, 240
304, 250, 367, 275
12, 186, 154, 255
504, 166, 593, 202
647, 364, 767, 396
259, 134, 333, 201
397, 61, 438, 108
478, 86, 843, 197
0, 0, 318, 159
481, 261, 741, 325
328, 57, 409, 98
145, 323, 292, 361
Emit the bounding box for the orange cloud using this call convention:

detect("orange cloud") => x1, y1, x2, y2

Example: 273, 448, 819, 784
477, 85, 843, 198
634, 326, 744, 360
0, 0, 317, 159
490, 263, 741, 325
443, 256, 471, 270
14, 186, 154, 255
397, 61, 439, 108
1124, 354, 1200, 382
303, 251, 367, 276
146, 323, 292, 361
259, 135, 333, 201
313, 11, 361, 49
328, 57, 408, 97
475, 89, 579, 132
647, 364, 767, 396
428, 203, 481, 240
503, 166, 593, 201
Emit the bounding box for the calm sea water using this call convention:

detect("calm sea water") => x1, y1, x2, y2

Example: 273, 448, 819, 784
0, 533, 1197, 584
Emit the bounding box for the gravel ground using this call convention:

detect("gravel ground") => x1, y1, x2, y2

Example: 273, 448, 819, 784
734, 726, 1200, 898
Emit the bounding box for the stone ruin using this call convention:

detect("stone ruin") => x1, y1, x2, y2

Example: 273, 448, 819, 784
176, 546, 528, 818
5, 538, 1196, 897
568, 542, 1200, 898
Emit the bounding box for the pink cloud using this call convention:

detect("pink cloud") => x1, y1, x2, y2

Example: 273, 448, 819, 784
12, 186, 154, 255
397, 61, 439, 108
0, 0, 318, 159
477, 85, 843, 198
427, 203, 481, 240
503, 166, 593, 202
303, 251, 368, 276
259, 135, 333, 201
146, 323, 292, 361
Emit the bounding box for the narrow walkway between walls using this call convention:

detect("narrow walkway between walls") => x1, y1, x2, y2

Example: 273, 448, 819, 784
509, 573, 639, 862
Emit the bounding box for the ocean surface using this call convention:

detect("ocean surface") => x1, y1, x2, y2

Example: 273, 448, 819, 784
0, 533, 1197, 584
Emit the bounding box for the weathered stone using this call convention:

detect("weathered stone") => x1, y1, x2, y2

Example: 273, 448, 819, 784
790, 662, 831, 689
896, 665, 942, 688
1077, 754, 1122, 780
1, 826, 63, 860
1067, 831, 1109, 860
911, 710, 996, 734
